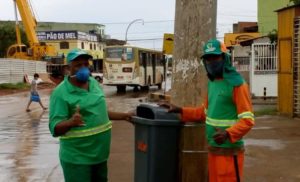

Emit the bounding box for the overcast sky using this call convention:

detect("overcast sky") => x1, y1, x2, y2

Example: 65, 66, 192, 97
0, 0, 257, 49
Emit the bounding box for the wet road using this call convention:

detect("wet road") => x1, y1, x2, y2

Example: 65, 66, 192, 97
0, 80, 170, 182
0, 93, 62, 182
2, 77, 300, 182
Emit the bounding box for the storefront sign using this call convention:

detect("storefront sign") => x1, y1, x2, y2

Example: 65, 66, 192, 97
224, 33, 260, 47
37, 31, 98, 42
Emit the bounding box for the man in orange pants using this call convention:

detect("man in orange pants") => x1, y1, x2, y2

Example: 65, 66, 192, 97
162, 39, 255, 182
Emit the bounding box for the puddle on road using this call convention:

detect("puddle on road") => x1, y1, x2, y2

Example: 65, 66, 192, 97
245, 139, 285, 150
0, 110, 49, 182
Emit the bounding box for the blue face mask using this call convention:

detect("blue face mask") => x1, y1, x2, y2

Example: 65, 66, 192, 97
74, 67, 90, 83
205, 60, 225, 79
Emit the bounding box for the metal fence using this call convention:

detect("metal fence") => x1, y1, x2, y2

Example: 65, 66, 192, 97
233, 57, 250, 71
0, 59, 47, 84
250, 43, 278, 97
252, 43, 278, 74
293, 17, 300, 116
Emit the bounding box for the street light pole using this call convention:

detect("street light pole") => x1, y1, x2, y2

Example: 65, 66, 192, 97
125, 19, 144, 43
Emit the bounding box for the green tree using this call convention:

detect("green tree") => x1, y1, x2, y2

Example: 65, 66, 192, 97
0, 21, 28, 57
268, 29, 278, 44
290, 0, 300, 5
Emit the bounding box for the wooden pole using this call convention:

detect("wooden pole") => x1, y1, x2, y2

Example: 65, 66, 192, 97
172, 0, 217, 181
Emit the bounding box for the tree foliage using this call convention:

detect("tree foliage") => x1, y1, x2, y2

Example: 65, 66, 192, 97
0, 22, 28, 57
290, 0, 300, 5
268, 29, 278, 44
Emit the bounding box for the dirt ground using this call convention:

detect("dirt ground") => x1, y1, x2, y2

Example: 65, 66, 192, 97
0, 89, 29, 96
244, 115, 300, 182
1, 84, 300, 181
108, 101, 300, 182
0, 82, 55, 96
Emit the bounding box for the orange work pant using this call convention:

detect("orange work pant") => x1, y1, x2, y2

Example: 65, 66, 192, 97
208, 152, 244, 182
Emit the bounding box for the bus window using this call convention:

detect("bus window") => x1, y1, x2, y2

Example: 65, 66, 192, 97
140, 52, 147, 67
152, 54, 156, 67
147, 53, 151, 66
106, 47, 133, 62
126, 48, 133, 60
138, 52, 148, 66
157, 54, 163, 66
139, 52, 143, 66
152, 54, 156, 83
155, 54, 160, 66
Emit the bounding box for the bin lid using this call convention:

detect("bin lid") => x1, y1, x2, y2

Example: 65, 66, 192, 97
133, 103, 180, 126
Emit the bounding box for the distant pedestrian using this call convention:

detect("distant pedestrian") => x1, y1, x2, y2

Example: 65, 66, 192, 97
26, 73, 47, 112
49, 48, 134, 182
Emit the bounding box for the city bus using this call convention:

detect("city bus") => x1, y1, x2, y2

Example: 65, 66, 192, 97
103, 45, 165, 92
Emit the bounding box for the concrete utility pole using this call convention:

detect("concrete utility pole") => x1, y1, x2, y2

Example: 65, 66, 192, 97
172, 0, 217, 181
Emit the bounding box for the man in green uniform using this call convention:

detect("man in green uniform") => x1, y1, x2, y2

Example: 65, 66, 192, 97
49, 48, 133, 182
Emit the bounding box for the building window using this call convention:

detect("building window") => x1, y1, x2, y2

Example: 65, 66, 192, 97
60, 42, 69, 49
81, 42, 84, 49
94, 44, 96, 50
90, 43, 93, 50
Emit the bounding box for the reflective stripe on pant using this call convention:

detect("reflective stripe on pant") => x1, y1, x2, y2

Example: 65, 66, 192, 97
60, 160, 108, 182
208, 152, 244, 182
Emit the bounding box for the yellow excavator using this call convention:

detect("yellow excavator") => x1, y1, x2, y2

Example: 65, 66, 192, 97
7, 0, 62, 62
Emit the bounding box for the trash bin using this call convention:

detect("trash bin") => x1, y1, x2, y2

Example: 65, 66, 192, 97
132, 103, 181, 182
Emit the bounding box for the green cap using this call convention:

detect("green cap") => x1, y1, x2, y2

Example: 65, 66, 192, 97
66, 48, 93, 63
202, 39, 227, 58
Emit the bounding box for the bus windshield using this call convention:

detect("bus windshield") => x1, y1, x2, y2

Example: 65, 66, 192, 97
105, 47, 133, 62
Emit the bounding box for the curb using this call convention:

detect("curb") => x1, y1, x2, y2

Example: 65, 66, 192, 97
148, 93, 171, 102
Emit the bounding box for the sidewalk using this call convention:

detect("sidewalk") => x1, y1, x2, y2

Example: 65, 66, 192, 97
244, 115, 300, 181
109, 120, 134, 181
252, 97, 277, 105
108, 114, 300, 182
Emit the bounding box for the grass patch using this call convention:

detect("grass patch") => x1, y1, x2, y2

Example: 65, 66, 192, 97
0, 82, 30, 90
254, 108, 278, 117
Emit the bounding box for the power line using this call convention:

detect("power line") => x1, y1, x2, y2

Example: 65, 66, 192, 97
103, 16, 261, 25
108, 23, 232, 36
103, 20, 174, 25
219, 13, 257, 18
110, 30, 173, 36
102, 13, 261, 25
127, 38, 163, 41
127, 36, 225, 42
